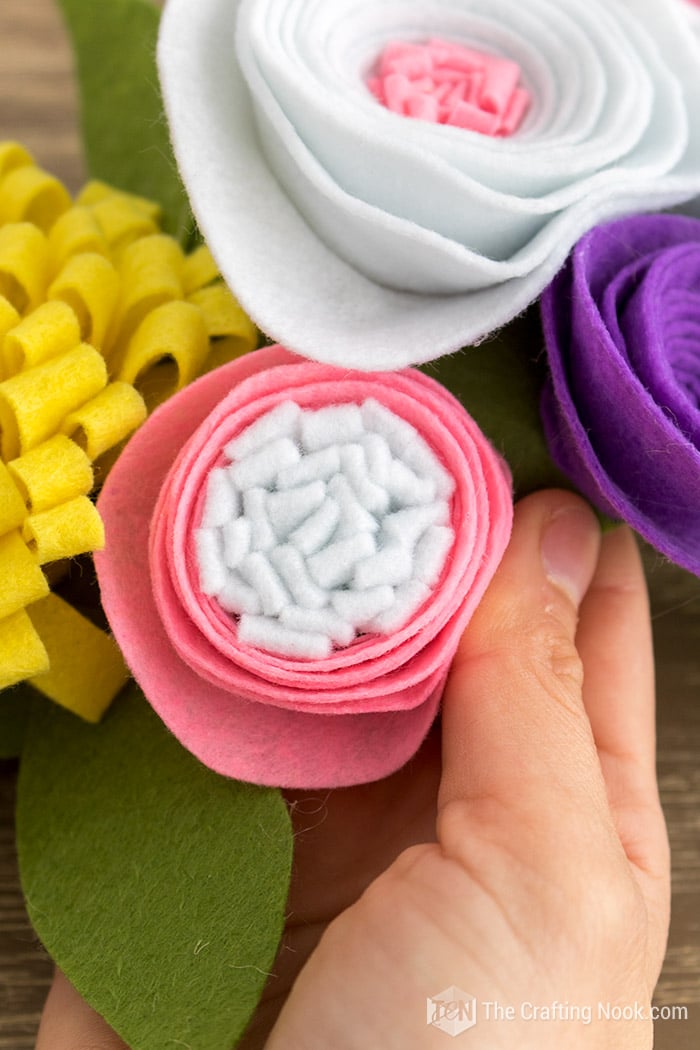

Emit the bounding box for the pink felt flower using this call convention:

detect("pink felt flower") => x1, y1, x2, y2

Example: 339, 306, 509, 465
95, 348, 512, 788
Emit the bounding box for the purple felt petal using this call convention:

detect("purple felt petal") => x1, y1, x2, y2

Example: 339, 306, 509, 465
541, 214, 700, 575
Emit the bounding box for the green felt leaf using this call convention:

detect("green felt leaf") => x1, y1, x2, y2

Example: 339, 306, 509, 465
0, 684, 35, 760
421, 309, 570, 499
58, 0, 193, 241
17, 684, 292, 1050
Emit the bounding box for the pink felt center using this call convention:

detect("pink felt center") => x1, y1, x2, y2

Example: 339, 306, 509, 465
368, 37, 530, 136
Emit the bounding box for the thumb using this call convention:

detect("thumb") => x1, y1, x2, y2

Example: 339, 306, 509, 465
439, 489, 603, 820
36, 969, 129, 1050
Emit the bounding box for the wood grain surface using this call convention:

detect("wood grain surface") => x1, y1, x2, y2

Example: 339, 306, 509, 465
1, 2, 699, 1047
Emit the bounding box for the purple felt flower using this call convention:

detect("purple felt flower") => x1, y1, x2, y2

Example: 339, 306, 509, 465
540, 213, 700, 576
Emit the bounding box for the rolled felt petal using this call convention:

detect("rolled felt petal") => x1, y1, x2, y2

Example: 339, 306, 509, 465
96, 346, 513, 788
158, 0, 700, 369
540, 213, 700, 576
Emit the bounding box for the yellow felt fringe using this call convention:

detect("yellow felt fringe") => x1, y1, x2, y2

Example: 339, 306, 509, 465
0, 143, 259, 702
0, 529, 49, 620
62, 382, 146, 461
23, 496, 105, 564
8, 435, 93, 513
0, 608, 49, 690
0, 461, 26, 536
1, 299, 80, 377
28, 593, 129, 722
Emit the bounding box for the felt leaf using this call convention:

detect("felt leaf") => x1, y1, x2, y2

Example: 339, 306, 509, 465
58, 0, 193, 241
0, 683, 33, 759
421, 311, 570, 499
17, 683, 292, 1050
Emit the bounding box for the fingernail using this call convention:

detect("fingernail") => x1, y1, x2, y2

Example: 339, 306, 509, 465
541, 506, 599, 606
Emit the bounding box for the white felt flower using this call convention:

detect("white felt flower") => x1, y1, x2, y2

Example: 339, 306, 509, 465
158, 0, 700, 370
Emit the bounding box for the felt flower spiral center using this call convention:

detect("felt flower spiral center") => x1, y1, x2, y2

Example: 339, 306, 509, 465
195, 399, 456, 659
368, 38, 530, 136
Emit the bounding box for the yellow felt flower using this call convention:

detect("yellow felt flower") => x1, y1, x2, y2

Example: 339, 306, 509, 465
0, 142, 259, 718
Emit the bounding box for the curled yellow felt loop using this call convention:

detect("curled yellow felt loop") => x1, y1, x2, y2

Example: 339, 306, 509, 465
0, 528, 49, 619
8, 435, 93, 513
0, 607, 49, 689
77, 180, 161, 221
90, 196, 159, 255
28, 592, 129, 722
111, 234, 185, 349
22, 495, 104, 564
0, 460, 27, 536
48, 252, 120, 347
182, 244, 219, 294
188, 283, 259, 344
1, 300, 80, 377
118, 300, 209, 407
0, 142, 34, 181
0, 342, 107, 459
48, 206, 109, 274
0, 295, 20, 351
0, 165, 72, 232
0, 222, 49, 314
62, 382, 147, 461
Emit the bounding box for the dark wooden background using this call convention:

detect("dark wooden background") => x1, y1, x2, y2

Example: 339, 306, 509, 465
0, 1, 699, 1047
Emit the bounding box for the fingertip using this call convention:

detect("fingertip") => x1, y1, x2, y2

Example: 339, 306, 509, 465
36, 968, 129, 1050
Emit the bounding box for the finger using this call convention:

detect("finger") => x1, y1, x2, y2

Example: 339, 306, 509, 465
439, 489, 605, 823
576, 527, 670, 971
36, 968, 129, 1050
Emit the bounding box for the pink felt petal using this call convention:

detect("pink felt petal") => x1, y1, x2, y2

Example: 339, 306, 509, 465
96, 347, 512, 787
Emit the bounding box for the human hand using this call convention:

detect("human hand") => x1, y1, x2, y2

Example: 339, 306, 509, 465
36, 490, 670, 1049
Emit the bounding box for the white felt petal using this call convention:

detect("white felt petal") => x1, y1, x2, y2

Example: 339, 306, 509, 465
266, 481, 326, 536
201, 467, 239, 527
238, 615, 332, 658
280, 605, 355, 647
307, 533, 376, 589
194, 528, 227, 595
222, 517, 252, 569
217, 572, 263, 615
242, 488, 277, 551
158, 0, 700, 368
225, 400, 301, 459
229, 436, 300, 489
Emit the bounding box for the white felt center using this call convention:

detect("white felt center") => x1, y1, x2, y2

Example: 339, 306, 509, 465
195, 400, 456, 658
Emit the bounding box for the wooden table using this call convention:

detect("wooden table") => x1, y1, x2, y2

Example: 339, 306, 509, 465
1, 2, 699, 1047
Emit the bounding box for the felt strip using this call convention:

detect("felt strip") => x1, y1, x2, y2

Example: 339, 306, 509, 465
0, 222, 48, 314
0, 295, 20, 347
182, 244, 220, 294
1, 300, 80, 377
0, 609, 49, 690
111, 234, 184, 349
540, 212, 700, 576
23, 495, 105, 564
0, 141, 34, 180
48, 252, 120, 347
96, 346, 513, 787
0, 343, 107, 459
0, 164, 72, 232
0, 460, 27, 535
27, 593, 128, 722
61, 382, 147, 461
117, 300, 209, 407
0, 529, 49, 620
18, 684, 292, 1050
48, 206, 109, 273
89, 195, 159, 254
187, 283, 259, 347
370, 39, 530, 136
8, 435, 94, 513
159, 0, 700, 368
